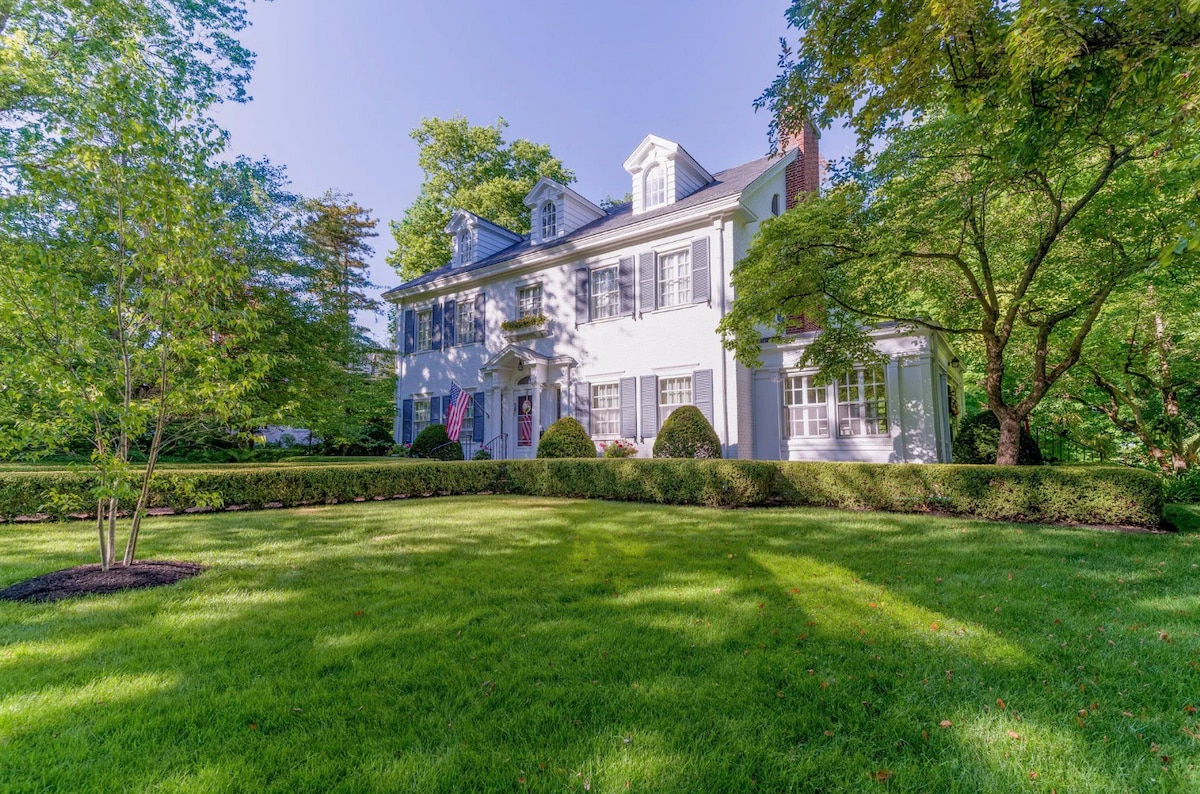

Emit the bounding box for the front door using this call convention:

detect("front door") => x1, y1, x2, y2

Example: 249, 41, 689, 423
514, 390, 535, 457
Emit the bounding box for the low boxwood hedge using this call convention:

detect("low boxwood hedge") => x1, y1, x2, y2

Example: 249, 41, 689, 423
0, 460, 1164, 528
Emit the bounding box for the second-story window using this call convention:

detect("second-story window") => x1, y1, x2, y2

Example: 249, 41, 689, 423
416, 309, 433, 351
541, 201, 557, 239
658, 249, 691, 307
644, 163, 666, 209
591, 265, 619, 320
518, 284, 542, 319
458, 230, 473, 264
456, 298, 475, 343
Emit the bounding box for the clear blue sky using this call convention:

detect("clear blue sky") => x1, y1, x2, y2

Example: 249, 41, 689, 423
213, 0, 855, 340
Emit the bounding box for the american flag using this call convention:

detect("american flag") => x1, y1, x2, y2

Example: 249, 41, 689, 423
444, 382, 472, 442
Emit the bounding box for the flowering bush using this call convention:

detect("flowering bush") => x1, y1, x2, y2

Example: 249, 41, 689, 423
601, 440, 637, 458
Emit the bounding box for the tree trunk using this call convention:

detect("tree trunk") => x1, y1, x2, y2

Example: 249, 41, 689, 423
995, 412, 1023, 465
96, 499, 108, 571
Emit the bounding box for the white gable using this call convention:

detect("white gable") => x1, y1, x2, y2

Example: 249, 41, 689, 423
523, 178, 605, 245
445, 209, 522, 267
622, 134, 714, 216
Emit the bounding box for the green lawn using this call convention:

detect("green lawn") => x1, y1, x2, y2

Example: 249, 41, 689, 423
1, 499, 1197, 793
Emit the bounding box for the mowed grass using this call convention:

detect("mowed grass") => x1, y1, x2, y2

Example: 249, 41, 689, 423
0, 499, 1197, 793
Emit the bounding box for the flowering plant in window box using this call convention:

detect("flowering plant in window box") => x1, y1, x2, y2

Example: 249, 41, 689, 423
500, 314, 547, 332
600, 439, 638, 458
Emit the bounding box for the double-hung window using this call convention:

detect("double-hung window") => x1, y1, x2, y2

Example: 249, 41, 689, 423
591, 265, 619, 320
836, 366, 889, 436
416, 309, 433, 351
659, 376, 692, 426
456, 298, 475, 344
541, 201, 557, 239
591, 383, 620, 437
658, 250, 691, 307
413, 398, 431, 436
784, 375, 829, 438
517, 284, 543, 319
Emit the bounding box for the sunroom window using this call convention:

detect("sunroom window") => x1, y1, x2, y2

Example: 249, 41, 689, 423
784, 374, 829, 437
836, 366, 888, 436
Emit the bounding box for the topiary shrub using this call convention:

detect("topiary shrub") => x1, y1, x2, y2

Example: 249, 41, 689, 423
952, 411, 1043, 465
653, 405, 722, 459
411, 424, 464, 461
536, 417, 596, 458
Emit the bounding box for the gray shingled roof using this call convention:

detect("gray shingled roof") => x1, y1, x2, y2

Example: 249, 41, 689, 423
385, 153, 783, 297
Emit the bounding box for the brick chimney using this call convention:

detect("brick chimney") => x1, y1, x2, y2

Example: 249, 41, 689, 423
780, 122, 820, 210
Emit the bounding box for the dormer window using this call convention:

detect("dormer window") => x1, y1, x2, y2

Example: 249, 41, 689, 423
644, 164, 666, 209
541, 200, 557, 239
458, 230, 474, 265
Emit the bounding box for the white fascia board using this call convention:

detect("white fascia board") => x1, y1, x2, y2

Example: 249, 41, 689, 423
386, 193, 744, 303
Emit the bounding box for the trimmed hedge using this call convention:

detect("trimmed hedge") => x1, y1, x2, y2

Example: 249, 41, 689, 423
0, 460, 1164, 528
537, 417, 596, 459
653, 405, 722, 459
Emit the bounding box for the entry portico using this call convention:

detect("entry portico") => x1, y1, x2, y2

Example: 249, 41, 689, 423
479, 345, 577, 459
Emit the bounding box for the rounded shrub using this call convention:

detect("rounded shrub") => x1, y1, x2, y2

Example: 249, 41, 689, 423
952, 411, 1043, 465
472, 448, 493, 461
536, 417, 596, 458
653, 405, 722, 459
411, 424, 464, 461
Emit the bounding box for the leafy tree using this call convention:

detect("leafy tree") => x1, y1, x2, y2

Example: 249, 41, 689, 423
0, 0, 262, 567
1060, 261, 1200, 471
387, 116, 574, 280
722, 1, 1200, 464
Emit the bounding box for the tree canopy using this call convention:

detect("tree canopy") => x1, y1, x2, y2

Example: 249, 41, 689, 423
723, 1, 1200, 464
387, 116, 574, 281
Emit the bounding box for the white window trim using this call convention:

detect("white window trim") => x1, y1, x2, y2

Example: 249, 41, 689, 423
644, 163, 666, 209
455, 297, 476, 346
517, 283, 543, 319
590, 382, 621, 439
656, 247, 692, 308
589, 263, 620, 322
415, 308, 434, 352
835, 366, 890, 438
412, 396, 432, 437
658, 375, 693, 427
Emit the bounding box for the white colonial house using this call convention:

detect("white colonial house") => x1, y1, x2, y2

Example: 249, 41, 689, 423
384, 129, 963, 462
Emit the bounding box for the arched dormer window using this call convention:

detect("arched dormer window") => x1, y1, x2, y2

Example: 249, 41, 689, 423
458, 230, 473, 265
644, 163, 666, 209
541, 200, 557, 239
771, 194, 781, 216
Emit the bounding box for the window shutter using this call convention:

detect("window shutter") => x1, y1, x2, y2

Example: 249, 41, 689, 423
640, 374, 659, 437
431, 396, 443, 426
472, 392, 485, 443
619, 377, 637, 438
444, 299, 457, 347
443, 394, 453, 426
431, 302, 443, 350
403, 310, 415, 354
693, 369, 714, 426
575, 268, 589, 325
691, 237, 710, 304
618, 256, 634, 316
402, 399, 414, 444
573, 381, 590, 433
639, 252, 656, 313
473, 293, 486, 344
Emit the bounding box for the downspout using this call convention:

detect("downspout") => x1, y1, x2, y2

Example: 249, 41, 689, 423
394, 300, 404, 444
715, 217, 731, 458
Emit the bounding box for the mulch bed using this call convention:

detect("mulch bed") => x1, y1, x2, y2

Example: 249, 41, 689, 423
0, 560, 205, 603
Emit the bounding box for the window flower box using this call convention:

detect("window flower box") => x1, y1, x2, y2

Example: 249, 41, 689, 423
501, 314, 551, 340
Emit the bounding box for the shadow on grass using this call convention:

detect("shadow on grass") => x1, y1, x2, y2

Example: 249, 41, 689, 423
0, 497, 1196, 792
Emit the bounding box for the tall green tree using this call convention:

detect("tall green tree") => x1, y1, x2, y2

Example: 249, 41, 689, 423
721, 1, 1200, 464
0, 0, 263, 567
1061, 261, 1200, 471
387, 116, 574, 280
